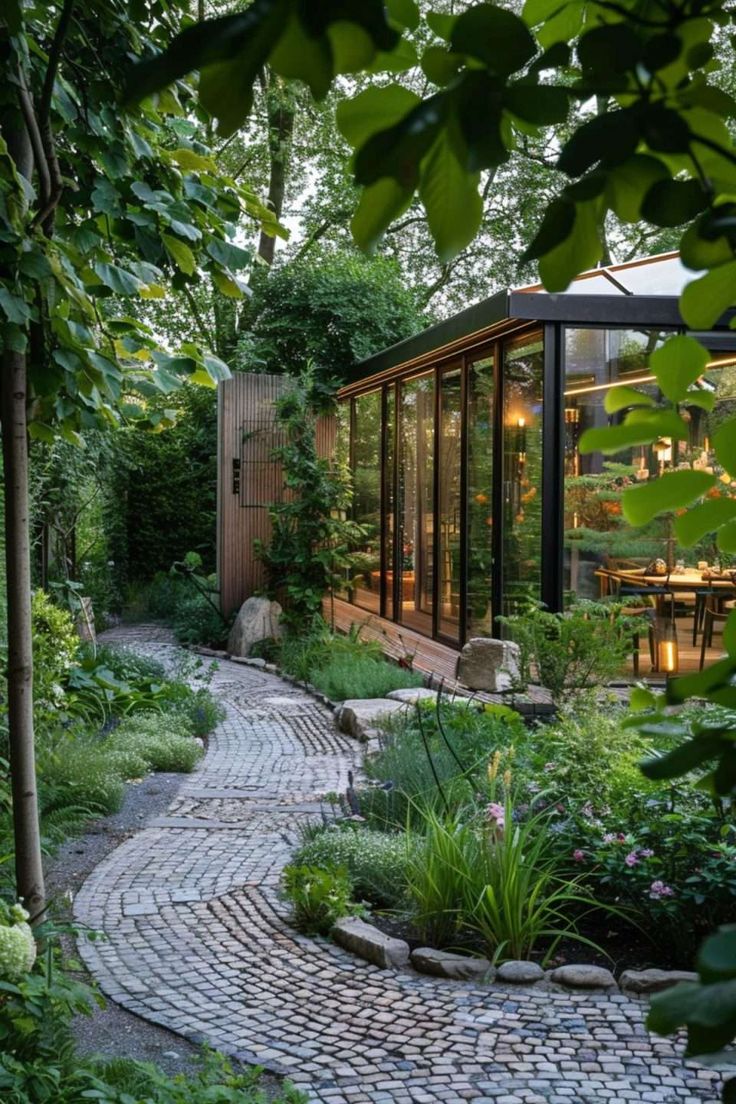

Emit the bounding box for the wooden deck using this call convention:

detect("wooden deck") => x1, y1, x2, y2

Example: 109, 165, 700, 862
327, 598, 722, 708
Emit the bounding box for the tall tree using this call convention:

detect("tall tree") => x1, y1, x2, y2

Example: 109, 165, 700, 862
0, 0, 279, 913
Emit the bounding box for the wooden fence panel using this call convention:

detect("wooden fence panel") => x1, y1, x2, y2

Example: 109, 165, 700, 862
217, 373, 336, 617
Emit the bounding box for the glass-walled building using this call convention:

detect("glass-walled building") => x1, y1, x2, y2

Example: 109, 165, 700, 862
338, 253, 736, 656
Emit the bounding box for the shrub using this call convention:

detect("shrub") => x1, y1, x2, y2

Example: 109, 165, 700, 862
30, 591, 79, 721
37, 744, 126, 822
281, 864, 356, 934
294, 826, 411, 909
499, 600, 637, 702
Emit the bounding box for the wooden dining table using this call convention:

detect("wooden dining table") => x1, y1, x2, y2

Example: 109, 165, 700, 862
601, 568, 736, 592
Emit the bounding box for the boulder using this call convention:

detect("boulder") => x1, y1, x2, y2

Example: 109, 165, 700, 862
411, 947, 493, 982
227, 597, 283, 657
548, 964, 617, 990
331, 917, 410, 969
496, 960, 544, 984
336, 699, 408, 740
619, 969, 697, 995
456, 638, 521, 693
386, 688, 436, 704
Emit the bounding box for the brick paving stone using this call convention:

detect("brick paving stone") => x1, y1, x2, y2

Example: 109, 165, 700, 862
74, 625, 725, 1104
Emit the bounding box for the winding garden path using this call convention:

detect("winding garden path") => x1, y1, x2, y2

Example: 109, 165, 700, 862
75, 626, 722, 1104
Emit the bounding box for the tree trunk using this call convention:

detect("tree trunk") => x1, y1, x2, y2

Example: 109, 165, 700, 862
1, 347, 45, 919
257, 77, 296, 265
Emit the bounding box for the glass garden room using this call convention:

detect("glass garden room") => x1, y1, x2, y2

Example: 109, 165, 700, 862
337, 253, 736, 671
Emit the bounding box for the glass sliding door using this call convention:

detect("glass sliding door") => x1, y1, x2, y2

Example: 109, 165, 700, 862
438, 365, 462, 642
350, 389, 382, 613
383, 386, 395, 619
502, 333, 543, 616
398, 373, 435, 634
467, 351, 494, 636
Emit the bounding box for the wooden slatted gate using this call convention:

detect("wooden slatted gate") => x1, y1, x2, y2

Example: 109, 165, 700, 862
217, 373, 335, 617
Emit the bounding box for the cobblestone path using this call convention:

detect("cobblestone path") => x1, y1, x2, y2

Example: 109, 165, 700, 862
75, 626, 722, 1104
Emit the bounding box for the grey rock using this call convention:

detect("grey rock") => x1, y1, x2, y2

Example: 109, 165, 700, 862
226, 597, 283, 657
411, 947, 493, 982
548, 964, 617, 989
496, 960, 545, 984
386, 687, 436, 704
230, 655, 267, 668
619, 969, 698, 995
336, 699, 408, 740
331, 917, 410, 969
456, 637, 521, 692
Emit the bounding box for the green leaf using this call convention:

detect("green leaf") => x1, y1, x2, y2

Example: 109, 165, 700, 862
351, 178, 413, 253
125, 4, 289, 105
162, 233, 196, 276
505, 83, 569, 125
580, 409, 689, 455
680, 262, 736, 330
723, 611, 736, 661
714, 415, 736, 476
419, 132, 482, 262
212, 269, 245, 299
675, 498, 736, 547
538, 200, 602, 291
641, 178, 708, 228
337, 85, 421, 148
206, 238, 252, 271
92, 262, 142, 298
386, 0, 420, 30
622, 469, 716, 526
426, 12, 457, 40
522, 198, 575, 262
604, 386, 656, 414
717, 519, 736, 553
629, 686, 658, 712
558, 109, 640, 176
0, 287, 32, 324
169, 147, 216, 173
421, 46, 463, 87
537, 1, 584, 48
578, 23, 642, 74
353, 94, 446, 188
650, 334, 710, 403
451, 4, 536, 76
605, 156, 670, 223
641, 737, 724, 780
4, 0, 23, 33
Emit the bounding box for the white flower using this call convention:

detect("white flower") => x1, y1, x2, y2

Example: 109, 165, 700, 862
0, 920, 36, 981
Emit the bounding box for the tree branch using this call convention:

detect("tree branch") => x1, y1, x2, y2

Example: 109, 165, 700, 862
39, 0, 76, 129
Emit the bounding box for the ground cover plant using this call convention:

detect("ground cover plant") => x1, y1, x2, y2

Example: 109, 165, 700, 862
283, 683, 736, 968
272, 619, 424, 701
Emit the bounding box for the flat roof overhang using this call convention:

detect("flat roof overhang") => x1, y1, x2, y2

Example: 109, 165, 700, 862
340, 288, 736, 397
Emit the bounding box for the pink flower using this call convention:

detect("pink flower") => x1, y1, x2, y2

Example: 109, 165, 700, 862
649, 880, 675, 899
486, 802, 505, 829
624, 851, 639, 867
572, 849, 586, 863
602, 833, 617, 844
639, 848, 654, 859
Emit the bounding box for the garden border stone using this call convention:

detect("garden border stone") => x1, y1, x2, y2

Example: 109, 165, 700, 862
331, 916, 410, 969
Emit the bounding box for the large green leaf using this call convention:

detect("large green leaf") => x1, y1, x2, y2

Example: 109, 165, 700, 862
580, 409, 689, 455
699, 928, 736, 983
650, 334, 710, 403
558, 109, 640, 177
717, 519, 736, 553
714, 415, 736, 476
641, 177, 708, 228
622, 469, 716, 526
337, 85, 421, 148
505, 83, 569, 125
538, 200, 602, 291
162, 233, 196, 276
675, 498, 736, 546
680, 260, 736, 329
604, 386, 656, 414
353, 95, 446, 188
351, 178, 414, 252
605, 156, 670, 223
92, 262, 142, 298
419, 131, 482, 262
451, 4, 536, 77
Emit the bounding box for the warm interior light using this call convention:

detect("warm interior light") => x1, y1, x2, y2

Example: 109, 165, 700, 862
564, 355, 736, 399
517, 417, 526, 428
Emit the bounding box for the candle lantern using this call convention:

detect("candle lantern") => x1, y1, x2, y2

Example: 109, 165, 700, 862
654, 617, 679, 675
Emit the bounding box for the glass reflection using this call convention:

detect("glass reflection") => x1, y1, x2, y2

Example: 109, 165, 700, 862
439, 366, 462, 641
399, 374, 435, 634
467, 353, 494, 635
349, 390, 382, 613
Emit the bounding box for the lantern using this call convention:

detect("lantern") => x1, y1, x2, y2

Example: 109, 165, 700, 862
654, 617, 679, 675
